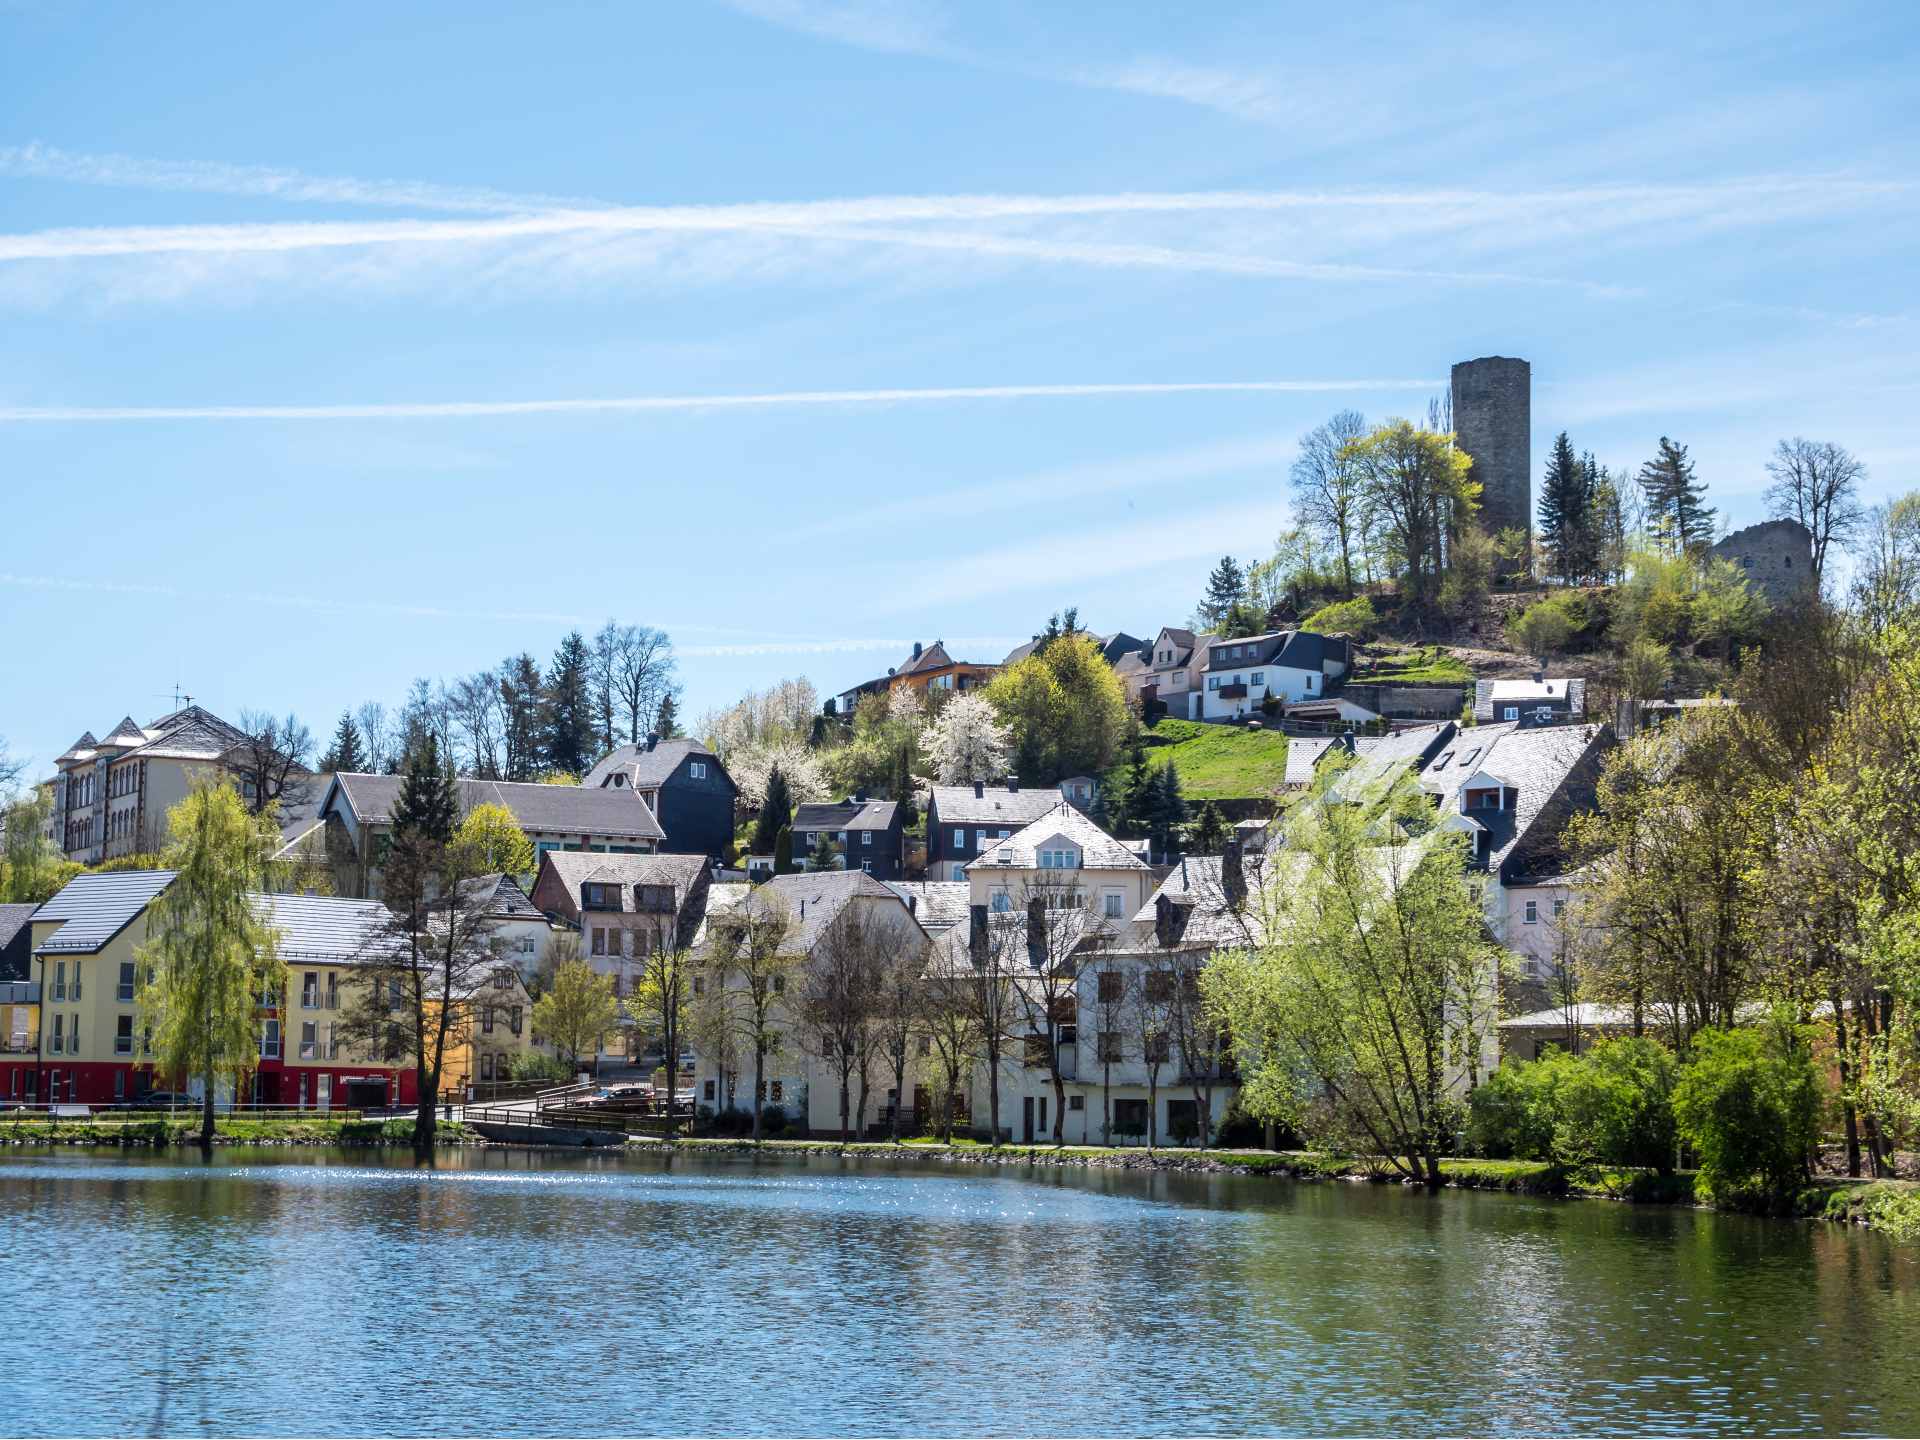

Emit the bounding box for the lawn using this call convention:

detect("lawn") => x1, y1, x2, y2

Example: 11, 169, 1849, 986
1111, 717, 1290, 801
1352, 644, 1473, 686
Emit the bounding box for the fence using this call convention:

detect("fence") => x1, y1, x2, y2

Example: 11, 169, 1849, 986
0, 1102, 368, 1125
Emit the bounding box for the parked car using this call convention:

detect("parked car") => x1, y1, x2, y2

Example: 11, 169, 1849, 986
130, 1090, 192, 1110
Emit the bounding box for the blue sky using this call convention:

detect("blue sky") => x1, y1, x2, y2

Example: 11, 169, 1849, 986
3, 0, 1916, 774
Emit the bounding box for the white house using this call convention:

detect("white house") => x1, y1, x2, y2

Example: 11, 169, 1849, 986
1199, 630, 1351, 722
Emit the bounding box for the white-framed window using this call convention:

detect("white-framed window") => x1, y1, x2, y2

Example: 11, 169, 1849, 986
1039, 848, 1079, 869
950, 864, 965, 881
990, 890, 1011, 912
50, 1014, 63, 1054
1524, 900, 1539, 924
953, 828, 966, 847
1306, 673, 1317, 692
1553, 899, 1566, 920
1103, 892, 1125, 919
1251, 672, 1264, 686
690, 761, 707, 779
118, 962, 135, 1002
862, 830, 873, 847
300, 1022, 317, 1060
1504, 707, 1520, 721
259, 1019, 279, 1059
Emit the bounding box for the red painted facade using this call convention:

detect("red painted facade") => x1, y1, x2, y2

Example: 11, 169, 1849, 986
0, 1058, 413, 1107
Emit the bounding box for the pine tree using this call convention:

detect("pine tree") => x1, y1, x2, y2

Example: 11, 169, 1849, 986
1147, 762, 1187, 858
390, 732, 458, 874
1538, 431, 1596, 584
543, 631, 594, 777
499, 653, 547, 781
654, 694, 680, 739
1639, 437, 1715, 556
1115, 739, 1152, 836
753, 767, 793, 856
321, 711, 367, 773
1200, 556, 1247, 630
1192, 800, 1229, 855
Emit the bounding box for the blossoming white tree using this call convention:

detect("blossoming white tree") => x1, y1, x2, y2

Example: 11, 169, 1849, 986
921, 692, 1012, 785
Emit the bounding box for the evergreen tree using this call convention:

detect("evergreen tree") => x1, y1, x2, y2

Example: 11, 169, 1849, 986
321, 711, 367, 773
1115, 739, 1152, 836
752, 767, 793, 856
1147, 762, 1187, 858
1639, 437, 1716, 555
774, 824, 795, 875
543, 630, 595, 776
1032, 606, 1083, 656
1192, 800, 1230, 856
1200, 556, 1248, 630
654, 693, 680, 739
499, 653, 547, 781
1538, 431, 1597, 584
391, 732, 458, 872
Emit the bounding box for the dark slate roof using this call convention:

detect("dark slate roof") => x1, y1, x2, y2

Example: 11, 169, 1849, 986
1003, 631, 1145, 667
879, 880, 970, 933
582, 738, 730, 792
1418, 722, 1610, 878
251, 892, 399, 965
101, 715, 148, 746
455, 873, 544, 920
792, 799, 899, 833
0, 904, 35, 952
277, 771, 332, 843
57, 731, 99, 762
1322, 722, 1459, 797
968, 803, 1146, 872
929, 783, 1064, 826
1473, 677, 1588, 721
123, 705, 252, 762
325, 773, 665, 841
741, 870, 916, 953
1202, 629, 1348, 674
537, 851, 711, 914
32, 870, 177, 954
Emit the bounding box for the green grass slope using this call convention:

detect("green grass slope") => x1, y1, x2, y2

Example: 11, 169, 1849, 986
1106, 717, 1290, 801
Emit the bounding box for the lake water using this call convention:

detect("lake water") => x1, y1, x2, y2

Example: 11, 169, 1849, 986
0, 1148, 1913, 1437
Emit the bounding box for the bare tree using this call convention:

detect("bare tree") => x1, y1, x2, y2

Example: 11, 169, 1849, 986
955, 907, 1023, 1145
354, 702, 395, 774
448, 669, 506, 779
0, 736, 23, 797
800, 902, 888, 1142
1130, 953, 1177, 1149
1765, 437, 1866, 587
919, 960, 985, 1143
870, 942, 924, 1141
993, 878, 1099, 1146
1852, 492, 1920, 633
1166, 950, 1228, 1148
224, 710, 314, 819
1290, 409, 1370, 596
704, 891, 801, 1142
1089, 958, 1130, 1145
631, 941, 695, 1137
685, 962, 744, 1118
612, 625, 678, 745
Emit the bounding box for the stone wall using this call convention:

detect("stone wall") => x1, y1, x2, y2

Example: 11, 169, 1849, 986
1450, 356, 1531, 539
1709, 518, 1814, 605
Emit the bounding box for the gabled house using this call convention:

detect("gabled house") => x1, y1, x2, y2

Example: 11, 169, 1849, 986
1001, 630, 1147, 669
581, 736, 736, 862
834, 640, 997, 714
924, 781, 1065, 882
316, 773, 665, 899
1474, 677, 1587, 727
529, 851, 714, 992
790, 796, 905, 879
457, 873, 563, 985
1133, 627, 1200, 714
1199, 630, 1351, 722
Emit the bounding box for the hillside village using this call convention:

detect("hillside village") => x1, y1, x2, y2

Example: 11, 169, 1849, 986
2, 353, 1916, 1204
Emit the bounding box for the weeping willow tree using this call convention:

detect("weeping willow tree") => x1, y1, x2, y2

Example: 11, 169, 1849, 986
1203, 759, 1501, 1184
135, 780, 285, 1145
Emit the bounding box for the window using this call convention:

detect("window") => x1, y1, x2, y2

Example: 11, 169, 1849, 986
71, 962, 81, 1001
703, 1079, 716, 1102
690, 761, 708, 779
1146, 1032, 1171, 1065
862, 830, 873, 847
692, 974, 705, 995
1553, 899, 1566, 920
591, 928, 607, 957
1097, 971, 1122, 1003
519, 936, 535, 954
118, 962, 135, 1002
950, 865, 965, 881
1098, 1032, 1123, 1063
1524, 900, 1539, 924
1068, 1094, 1085, 1112
53, 962, 65, 1002
1103, 892, 1125, 919
917, 1035, 932, 1057
493, 969, 512, 989
510, 1006, 523, 1037
769, 1080, 784, 1102
1208, 676, 1219, 690
117, 1015, 135, 1056
1145, 972, 1173, 1004
1504, 707, 1520, 721
772, 975, 785, 995
326, 973, 339, 1010
1251, 672, 1264, 686
300, 1022, 317, 1060
50, 1014, 63, 1055
953, 828, 966, 848
325, 1024, 337, 1060
302, 971, 319, 1007
259, 1018, 279, 1058
70, 1018, 78, 1054
1039, 848, 1078, 869
480, 1053, 495, 1083
482, 1007, 496, 1036
990, 890, 1010, 913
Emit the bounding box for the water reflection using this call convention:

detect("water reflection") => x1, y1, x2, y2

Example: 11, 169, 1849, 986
0, 1148, 1910, 1438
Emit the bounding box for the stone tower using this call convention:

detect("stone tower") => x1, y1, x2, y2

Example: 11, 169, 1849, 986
1450, 356, 1531, 538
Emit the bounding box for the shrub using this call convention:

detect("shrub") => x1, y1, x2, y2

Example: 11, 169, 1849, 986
1672, 1027, 1825, 1203
507, 1052, 573, 1085
1213, 1103, 1266, 1148
760, 1105, 790, 1137
1302, 595, 1379, 639
1467, 1056, 1563, 1160
1549, 1037, 1678, 1173
707, 1106, 753, 1137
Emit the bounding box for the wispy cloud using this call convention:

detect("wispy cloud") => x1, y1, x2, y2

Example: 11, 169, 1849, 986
711, 0, 953, 57
0, 378, 1441, 425
0, 142, 601, 214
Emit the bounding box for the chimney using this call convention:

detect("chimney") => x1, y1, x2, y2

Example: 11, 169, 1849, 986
907, 894, 917, 916
912, 641, 923, 660
1006, 779, 1019, 793
1341, 732, 1357, 755
1026, 897, 1047, 968
1154, 893, 1176, 948
644, 733, 659, 752
974, 781, 985, 798
1222, 833, 1246, 912
969, 904, 988, 964
853, 789, 867, 804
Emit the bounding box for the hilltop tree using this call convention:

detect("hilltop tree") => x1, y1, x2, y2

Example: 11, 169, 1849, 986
1191, 800, 1230, 856
499, 653, 547, 781
654, 694, 681, 739
1765, 437, 1865, 587
224, 710, 315, 819
983, 632, 1129, 784
1538, 432, 1598, 584
135, 781, 286, 1147
1342, 420, 1479, 605
1199, 556, 1248, 631
1639, 437, 1716, 555
543, 631, 595, 777
321, 711, 367, 773
1290, 409, 1370, 596
751, 767, 794, 857
1143, 762, 1188, 859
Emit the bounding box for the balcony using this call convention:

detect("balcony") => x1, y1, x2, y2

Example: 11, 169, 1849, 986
1215, 683, 1248, 699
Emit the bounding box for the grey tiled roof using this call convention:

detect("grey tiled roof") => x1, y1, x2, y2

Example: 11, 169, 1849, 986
793, 799, 898, 833
0, 904, 36, 952
32, 870, 178, 953
327, 773, 665, 841
1203, 629, 1348, 674
735, 870, 916, 954
538, 851, 710, 913
967, 803, 1146, 872
1418, 722, 1610, 878
929, 784, 1064, 826
1474, 676, 1588, 721
1284, 737, 1337, 787
880, 881, 970, 933
251, 892, 399, 964
455, 873, 545, 920
582, 738, 729, 792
